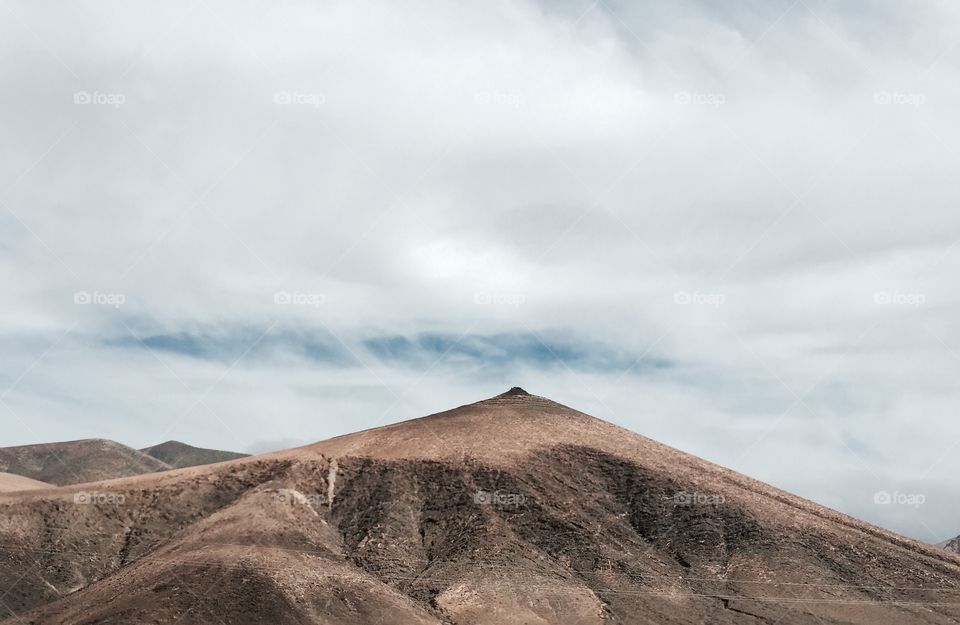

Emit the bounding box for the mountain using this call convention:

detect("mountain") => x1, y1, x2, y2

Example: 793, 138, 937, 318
140, 440, 249, 468
941, 536, 960, 554
2, 388, 960, 624
0, 439, 170, 486
0, 472, 53, 493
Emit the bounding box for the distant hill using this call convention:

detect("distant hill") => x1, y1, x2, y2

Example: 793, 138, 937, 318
0, 439, 170, 486
0, 472, 53, 493
940, 536, 960, 553
139, 440, 249, 468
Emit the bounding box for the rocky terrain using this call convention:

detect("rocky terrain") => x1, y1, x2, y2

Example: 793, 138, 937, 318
1, 388, 960, 624
940, 536, 960, 554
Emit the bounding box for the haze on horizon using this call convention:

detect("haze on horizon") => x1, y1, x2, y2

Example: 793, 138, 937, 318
2, 0, 960, 542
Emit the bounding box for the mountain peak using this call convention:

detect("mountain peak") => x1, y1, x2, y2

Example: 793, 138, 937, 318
140, 440, 249, 469
494, 386, 531, 398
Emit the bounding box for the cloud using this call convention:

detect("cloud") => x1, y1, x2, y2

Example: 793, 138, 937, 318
364, 331, 670, 373
100, 323, 668, 374
108, 327, 355, 365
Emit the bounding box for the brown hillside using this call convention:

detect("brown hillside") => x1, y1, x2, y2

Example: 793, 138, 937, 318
0, 472, 53, 493
0, 439, 171, 486
140, 440, 249, 469
2, 389, 960, 624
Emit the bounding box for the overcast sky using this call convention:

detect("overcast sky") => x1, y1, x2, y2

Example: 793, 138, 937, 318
2, 0, 960, 541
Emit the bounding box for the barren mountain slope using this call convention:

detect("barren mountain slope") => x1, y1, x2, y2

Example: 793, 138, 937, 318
140, 440, 249, 469
942, 536, 960, 554
2, 388, 960, 624
0, 472, 53, 493
0, 439, 171, 486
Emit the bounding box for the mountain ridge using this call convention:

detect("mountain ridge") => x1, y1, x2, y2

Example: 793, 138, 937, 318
0, 438, 171, 486
140, 440, 250, 468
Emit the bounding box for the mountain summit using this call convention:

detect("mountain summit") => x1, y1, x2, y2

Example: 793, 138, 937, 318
496, 386, 531, 397
140, 440, 249, 469
1, 390, 959, 624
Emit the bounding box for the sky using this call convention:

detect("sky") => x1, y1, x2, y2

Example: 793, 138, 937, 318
1, 0, 959, 542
